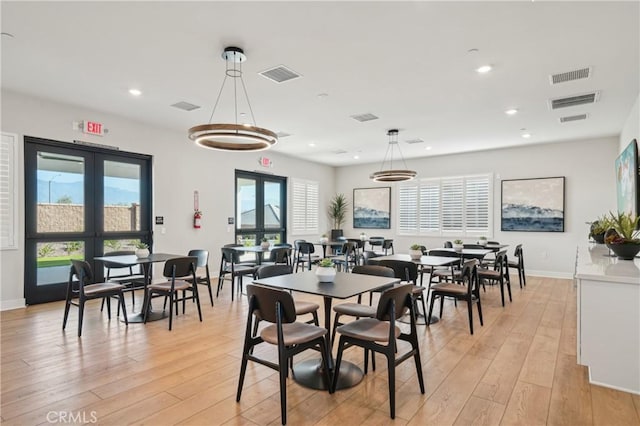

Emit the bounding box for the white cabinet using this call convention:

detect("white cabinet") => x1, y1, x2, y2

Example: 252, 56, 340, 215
575, 244, 640, 394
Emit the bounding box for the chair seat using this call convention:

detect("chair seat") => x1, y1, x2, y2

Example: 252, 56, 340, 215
333, 303, 376, 317
508, 260, 519, 268
260, 322, 327, 346
478, 269, 500, 279
224, 265, 257, 275
410, 285, 425, 295
148, 279, 192, 292
432, 269, 461, 278
84, 282, 126, 296
295, 300, 320, 315
336, 318, 401, 342
107, 274, 145, 284
430, 282, 468, 294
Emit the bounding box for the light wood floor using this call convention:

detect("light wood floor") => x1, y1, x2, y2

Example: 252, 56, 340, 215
2, 274, 640, 425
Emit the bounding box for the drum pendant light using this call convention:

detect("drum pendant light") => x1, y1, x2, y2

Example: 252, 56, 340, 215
370, 129, 417, 182
188, 47, 277, 152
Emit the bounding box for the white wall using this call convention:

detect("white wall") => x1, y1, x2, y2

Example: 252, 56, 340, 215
620, 93, 639, 152
335, 137, 619, 278
0, 90, 335, 309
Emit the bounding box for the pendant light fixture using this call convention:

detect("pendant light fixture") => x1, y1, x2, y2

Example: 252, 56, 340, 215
370, 129, 417, 182
188, 46, 277, 151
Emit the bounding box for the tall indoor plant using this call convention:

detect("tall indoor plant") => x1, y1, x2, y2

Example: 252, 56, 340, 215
328, 193, 349, 241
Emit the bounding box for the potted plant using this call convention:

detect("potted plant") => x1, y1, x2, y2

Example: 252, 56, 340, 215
477, 236, 488, 246
327, 193, 348, 241
260, 237, 270, 250
319, 234, 329, 244
360, 232, 367, 241
315, 258, 336, 282
409, 244, 423, 260
604, 212, 640, 260
588, 214, 613, 244
452, 239, 464, 252
134, 242, 149, 258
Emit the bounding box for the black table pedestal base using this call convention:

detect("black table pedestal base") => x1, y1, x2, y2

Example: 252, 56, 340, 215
124, 311, 168, 323
292, 359, 363, 390
398, 313, 439, 325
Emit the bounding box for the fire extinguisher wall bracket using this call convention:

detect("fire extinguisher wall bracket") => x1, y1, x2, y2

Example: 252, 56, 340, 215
194, 211, 202, 229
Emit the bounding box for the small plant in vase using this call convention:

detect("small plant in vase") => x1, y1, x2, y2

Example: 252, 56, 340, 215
315, 258, 336, 282
360, 232, 367, 241
605, 212, 640, 260
409, 244, 423, 260
260, 237, 270, 249
588, 214, 613, 244
453, 239, 464, 252
319, 234, 329, 244
477, 236, 488, 246
134, 242, 149, 258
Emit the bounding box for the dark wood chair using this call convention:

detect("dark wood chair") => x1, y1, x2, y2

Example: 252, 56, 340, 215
382, 239, 394, 255
237, 284, 333, 425
294, 241, 320, 272
217, 247, 258, 301
63, 260, 128, 337
263, 246, 292, 266
368, 236, 384, 252
376, 259, 428, 326
143, 256, 202, 330
332, 284, 425, 419
508, 244, 526, 288
360, 250, 380, 265
332, 241, 358, 272
427, 259, 483, 334
186, 249, 213, 306
477, 250, 512, 306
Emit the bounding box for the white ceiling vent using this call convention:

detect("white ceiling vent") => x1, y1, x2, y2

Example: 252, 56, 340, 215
259, 65, 302, 83
332, 149, 348, 154
276, 131, 291, 138
405, 138, 424, 145
350, 113, 379, 122
549, 67, 591, 85
559, 113, 588, 123
171, 101, 200, 111
549, 91, 600, 109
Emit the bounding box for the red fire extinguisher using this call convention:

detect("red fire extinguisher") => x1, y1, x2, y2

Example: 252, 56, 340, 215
193, 211, 202, 229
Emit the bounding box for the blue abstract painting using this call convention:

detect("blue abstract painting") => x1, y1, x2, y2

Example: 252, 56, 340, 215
353, 187, 390, 229
501, 177, 565, 232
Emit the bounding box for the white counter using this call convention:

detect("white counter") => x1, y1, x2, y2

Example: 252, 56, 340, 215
575, 243, 640, 394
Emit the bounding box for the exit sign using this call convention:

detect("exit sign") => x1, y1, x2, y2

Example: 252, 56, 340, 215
83, 120, 104, 136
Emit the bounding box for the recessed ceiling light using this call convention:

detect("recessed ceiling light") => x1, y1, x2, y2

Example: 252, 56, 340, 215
476, 65, 492, 73
308, 143, 316, 147
353, 155, 359, 160
521, 133, 531, 138
425, 146, 432, 150
505, 108, 518, 115
128, 88, 142, 96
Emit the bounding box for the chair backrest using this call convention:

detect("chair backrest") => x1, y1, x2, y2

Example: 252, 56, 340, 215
347, 239, 365, 250
361, 250, 380, 265
460, 259, 479, 293
514, 244, 523, 260
463, 243, 484, 249
297, 241, 315, 255
375, 284, 412, 321
492, 250, 509, 273
351, 265, 395, 278
488, 241, 500, 245
163, 256, 197, 279
268, 247, 291, 264
382, 239, 394, 250
255, 264, 293, 279
221, 247, 242, 264
417, 245, 427, 254
443, 241, 453, 248
376, 260, 418, 284
188, 249, 209, 268
246, 284, 297, 324
70, 259, 94, 287
369, 237, 384, 246
428, 249, 460, 259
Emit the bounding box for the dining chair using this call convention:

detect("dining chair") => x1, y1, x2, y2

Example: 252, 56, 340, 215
427, 259, 483, 334
63, 260, 128, 337
237, 284, 333, 425
332, 241, 358, 272
427, 249, 463, 284
443, 241, 453, 248
508, 244, 526, 288
382, 239, 394, 255
361, 250, 380, 265
368, 236, 384, 252
377, 259, 428, 321
294, 241, 320, 272
263, 246, 292, 266
186, 249, 213, 306
100, 250, 145, 312
143, 256, 202, 330
477, 250, 512, 307
217, 247, 258, 301
332, 284, 424, 419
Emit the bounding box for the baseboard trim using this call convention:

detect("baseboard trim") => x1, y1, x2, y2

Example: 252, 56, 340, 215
1, 298, 26, 311
525, 270, 574, 279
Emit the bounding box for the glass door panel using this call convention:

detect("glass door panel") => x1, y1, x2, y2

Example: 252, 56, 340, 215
264, 181, 283, 229
237, 177, 257, 230
36, 240, 84, 286
103, 160, 141, 232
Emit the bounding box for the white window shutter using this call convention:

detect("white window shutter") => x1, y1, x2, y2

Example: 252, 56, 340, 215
419, 181, 440, 233
465, 176, 490, 233
0, 133, 18, 250
441, 178, 464, 232
398, 185, 418, 234
291, 179, 318, 235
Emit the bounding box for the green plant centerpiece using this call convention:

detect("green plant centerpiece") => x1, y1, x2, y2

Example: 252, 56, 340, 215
260, 237, 270, 249
409, 244, 423, 260
327, 193, 348, 241
588, 214, 613, 244
134, 241, 149, 258
315, 258, 336, 282
477, 236, 488, 246
452, 239, 464, 252
605, 212, 640, 260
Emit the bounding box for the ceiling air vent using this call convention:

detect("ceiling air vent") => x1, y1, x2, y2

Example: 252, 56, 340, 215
276, 131, 291, 138
405, 138, 424, 145
171, 101, 200, 111
350, 113, 379, 122
259, 65, 302, 83
332, 149, 348, 154
549, 91, 599, 109
550, 67, 591, 85
559, 114, 588, 123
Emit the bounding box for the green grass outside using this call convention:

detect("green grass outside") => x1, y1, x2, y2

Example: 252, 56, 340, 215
37, 255, 83, 268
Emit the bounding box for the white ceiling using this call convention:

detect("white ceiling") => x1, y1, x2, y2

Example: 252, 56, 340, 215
2, 1, 638, 166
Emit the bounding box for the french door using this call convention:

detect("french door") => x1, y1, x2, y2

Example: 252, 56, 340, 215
235, 170, 287, 246
24, 136, 152, 304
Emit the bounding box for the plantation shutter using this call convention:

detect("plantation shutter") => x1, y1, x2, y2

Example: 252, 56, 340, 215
419, 180, 440, 233
0, 133, 17, 249
465, 176, 490, 233
441, 178, 464, 232
291, 179, 318, 234
398, 184, 418, 234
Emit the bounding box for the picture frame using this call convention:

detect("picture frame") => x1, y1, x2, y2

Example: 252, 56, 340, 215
615, 139, 638, 218
353, 187, 391, 229
501, 176, 565, 232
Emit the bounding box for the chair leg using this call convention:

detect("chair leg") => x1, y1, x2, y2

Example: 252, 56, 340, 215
194, 287, 203, 322
467, 298, 474, 335
331, 336, 346, 393
62, 290, 72, 331
320, 336, 334, 394
387, 351, 396, 419
119, 294, 128, 325
236, 324, 253, 402
477, 296, 484, 326
506, 276, 513, 302
427, 293, 436, 326
330, 312, 341, 349
168, 292, 174, 331
206, 281, 214, 306
106, 297, 112, 320
311, 311, 319, 327
499, 279, 505, 307
77, 298, 85, 337
278, 347, 288, 425
439, 294, 445, 318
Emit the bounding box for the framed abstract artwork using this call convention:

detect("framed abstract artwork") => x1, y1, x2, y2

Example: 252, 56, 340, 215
501, 176, 565, 232
615, 139, 638, 218
353, 187, 391, 229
